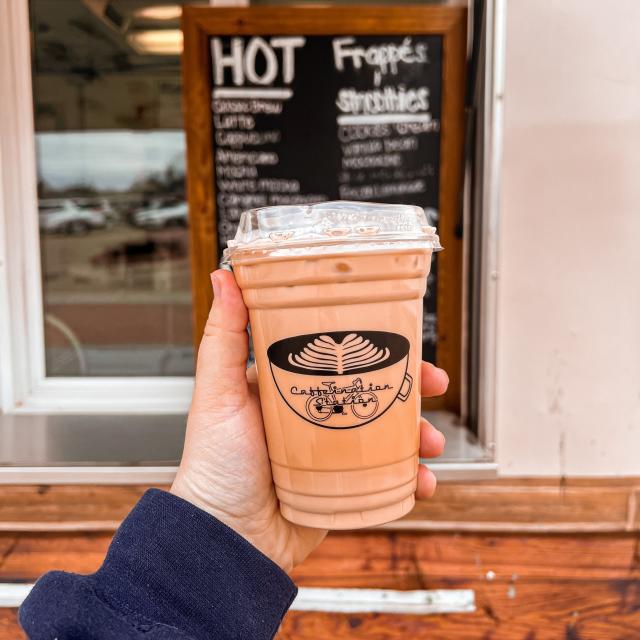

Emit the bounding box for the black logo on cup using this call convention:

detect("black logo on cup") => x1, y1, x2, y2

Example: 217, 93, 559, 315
267, 331, 412, 429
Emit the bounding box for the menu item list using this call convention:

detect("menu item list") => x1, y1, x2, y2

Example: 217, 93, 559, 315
210, 34, 442, 362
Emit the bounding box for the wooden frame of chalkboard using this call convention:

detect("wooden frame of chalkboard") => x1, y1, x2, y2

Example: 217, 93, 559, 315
182, 6, 466, 412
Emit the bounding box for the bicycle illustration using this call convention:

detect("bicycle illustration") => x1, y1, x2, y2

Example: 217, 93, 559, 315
305, 389, 380, 422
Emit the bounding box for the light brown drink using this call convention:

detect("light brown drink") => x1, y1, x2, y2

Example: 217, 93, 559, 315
226, 202, 440, 529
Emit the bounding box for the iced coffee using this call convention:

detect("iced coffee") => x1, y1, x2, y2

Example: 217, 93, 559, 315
224, 201, 441, 529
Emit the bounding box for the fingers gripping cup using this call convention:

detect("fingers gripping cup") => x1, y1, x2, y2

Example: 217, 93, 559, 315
224, 201, 441, 529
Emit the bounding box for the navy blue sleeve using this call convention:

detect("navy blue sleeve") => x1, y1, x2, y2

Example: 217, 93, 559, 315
19, 489, 297, 640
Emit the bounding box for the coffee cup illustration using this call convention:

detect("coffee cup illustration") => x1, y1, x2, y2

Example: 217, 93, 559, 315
267, 330, 413, 429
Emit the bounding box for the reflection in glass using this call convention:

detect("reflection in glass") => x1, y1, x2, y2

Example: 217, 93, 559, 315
29, 0, 205, 376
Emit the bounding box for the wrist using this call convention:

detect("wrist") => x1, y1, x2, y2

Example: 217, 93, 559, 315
170, 474, 293, 571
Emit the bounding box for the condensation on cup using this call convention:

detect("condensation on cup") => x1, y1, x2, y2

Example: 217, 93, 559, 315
223, 200, 442, 529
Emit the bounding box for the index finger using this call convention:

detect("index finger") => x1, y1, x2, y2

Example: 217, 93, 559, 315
420, 361, 449, 397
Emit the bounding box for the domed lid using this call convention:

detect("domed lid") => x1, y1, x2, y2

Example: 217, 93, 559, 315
223, 200, 442, 262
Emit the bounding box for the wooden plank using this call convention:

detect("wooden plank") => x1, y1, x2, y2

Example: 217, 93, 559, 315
0, 533, 110, 581
3, 582, 640, 640
0, 485, 154, 532
182, 3, 217, 347
630, 488, 640, 530
291, 532, 640, 586
1, 531, 639, 639
277, 578, 640, 639
1, 532, 638, 585
2, 479, 640, 533
431, 2, 465, 413
0, 610, 24, 640
394, 481, 635, 532
6, 580, 640, 640
4, 582, 640, 640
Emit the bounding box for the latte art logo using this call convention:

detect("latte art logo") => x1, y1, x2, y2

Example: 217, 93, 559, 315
268, 331, 413, 429
288, 333, 390, 374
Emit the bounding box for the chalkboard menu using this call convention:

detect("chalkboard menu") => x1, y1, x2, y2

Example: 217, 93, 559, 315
210, 34, 442, 362
183, 7, 466, 412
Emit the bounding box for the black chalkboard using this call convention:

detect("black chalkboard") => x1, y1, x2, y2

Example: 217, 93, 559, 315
209, 34, 442, 363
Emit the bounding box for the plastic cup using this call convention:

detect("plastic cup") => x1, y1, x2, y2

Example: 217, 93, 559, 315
224, 201, 441, 529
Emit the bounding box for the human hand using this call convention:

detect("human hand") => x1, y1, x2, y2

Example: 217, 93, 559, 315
171, 269, 449, 571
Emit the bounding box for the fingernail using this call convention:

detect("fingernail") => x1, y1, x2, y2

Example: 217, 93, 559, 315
436, 366, 449, 383
211, 272, 222, 300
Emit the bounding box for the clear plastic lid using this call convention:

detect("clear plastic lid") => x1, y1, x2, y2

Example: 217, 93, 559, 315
223, 200, 442, 263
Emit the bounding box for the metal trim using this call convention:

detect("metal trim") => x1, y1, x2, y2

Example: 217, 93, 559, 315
0, 583, 475, 614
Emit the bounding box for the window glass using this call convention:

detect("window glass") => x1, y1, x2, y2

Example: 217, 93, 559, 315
30, 0, 205, 376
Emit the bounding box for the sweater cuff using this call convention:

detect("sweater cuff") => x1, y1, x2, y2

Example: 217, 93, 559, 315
92, 488, 297, 639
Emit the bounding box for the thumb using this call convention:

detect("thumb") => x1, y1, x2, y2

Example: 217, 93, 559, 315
191, 269, 250, 412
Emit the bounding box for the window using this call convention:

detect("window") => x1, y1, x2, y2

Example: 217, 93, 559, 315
30, 0, 206, 377
0, 0, 502, 477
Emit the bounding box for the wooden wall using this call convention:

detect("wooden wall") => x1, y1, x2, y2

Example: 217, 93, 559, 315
3, 478, 640, 533
1, 481, 639, 638
1, 529, 639, 638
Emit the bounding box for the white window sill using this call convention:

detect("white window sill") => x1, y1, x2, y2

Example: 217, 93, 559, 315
0, 411, 496, 483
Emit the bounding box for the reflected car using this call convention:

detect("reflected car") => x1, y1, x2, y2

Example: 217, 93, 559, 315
132, 201, 189, 229
39, 200, 107, 235
91, 198, 120, 225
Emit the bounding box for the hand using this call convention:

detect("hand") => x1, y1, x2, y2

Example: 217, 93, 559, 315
171, 269, 449, 571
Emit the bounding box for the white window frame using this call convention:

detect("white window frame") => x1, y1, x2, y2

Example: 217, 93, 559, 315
0, 0, 505, 426
0, 1, 193, 414
476, 0, 506, 455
